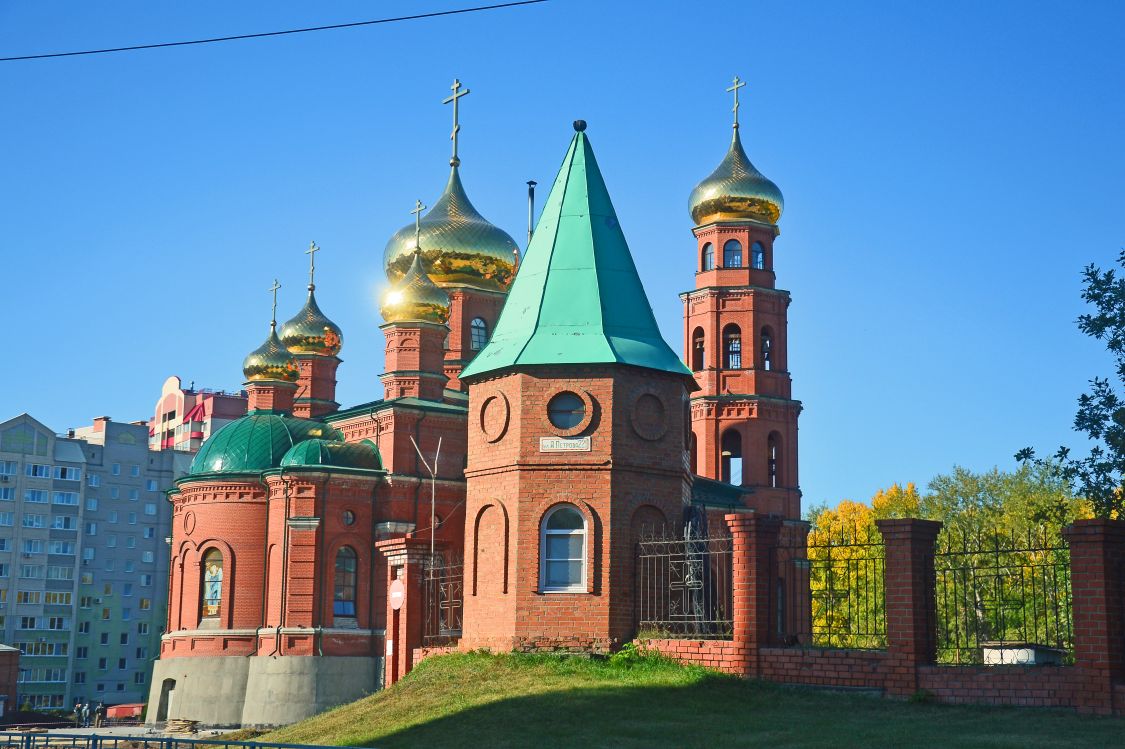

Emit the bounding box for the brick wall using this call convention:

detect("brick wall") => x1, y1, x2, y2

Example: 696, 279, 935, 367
643, 515, 1125, 715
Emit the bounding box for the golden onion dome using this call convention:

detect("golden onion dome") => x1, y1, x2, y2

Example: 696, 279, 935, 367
279, 288, 343, 357
380, 250, 451, 324
689, 127, 784, 226
243, 325, 299, 383
383, 167, 519, 292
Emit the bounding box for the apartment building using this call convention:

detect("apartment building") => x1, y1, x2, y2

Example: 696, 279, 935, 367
0, 414, 188, 710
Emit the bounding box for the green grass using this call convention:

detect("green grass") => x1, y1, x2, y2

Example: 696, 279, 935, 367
260, 651, 1125, 748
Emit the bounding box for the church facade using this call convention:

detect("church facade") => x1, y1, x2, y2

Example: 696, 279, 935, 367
147, 80, 799, 727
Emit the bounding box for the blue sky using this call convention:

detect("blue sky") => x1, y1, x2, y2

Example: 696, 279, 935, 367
1, 0, 1123, 512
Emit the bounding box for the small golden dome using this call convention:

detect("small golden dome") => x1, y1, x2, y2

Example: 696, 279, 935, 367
380, 250, 451, 324
279, 288, 343, 357
383, 167, 519, 292
243, 325, 299, 383
689, 127, 784, 226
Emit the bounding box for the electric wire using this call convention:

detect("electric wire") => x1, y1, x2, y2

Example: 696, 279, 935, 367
0, 0, 547, 62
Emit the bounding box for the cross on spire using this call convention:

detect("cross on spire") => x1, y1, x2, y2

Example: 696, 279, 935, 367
411, 199, 427, 252
306, 241, 319, 290
442, 78, 470, 167
726, 75, 746, 129
269, 279, 281, 329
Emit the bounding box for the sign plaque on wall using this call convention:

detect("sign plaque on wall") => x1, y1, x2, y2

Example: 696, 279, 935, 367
389, 579, 405, 611
539, 436, 592, 452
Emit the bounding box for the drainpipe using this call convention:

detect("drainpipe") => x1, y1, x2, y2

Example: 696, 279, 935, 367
411, 412, 428, 529
253, 473, 272, 657
316, 473, 330, 657
269, 467, 294, 657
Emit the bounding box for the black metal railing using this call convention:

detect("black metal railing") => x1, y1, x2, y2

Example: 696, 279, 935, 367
934, 527, 1072, 664
773, 525, 887, 649
423, 552, 464, 646
0, 733, 354, 749
635, 527, 733, 640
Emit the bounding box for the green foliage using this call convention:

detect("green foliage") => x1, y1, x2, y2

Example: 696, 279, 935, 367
1020, 249, 1125, 519
806, 466, 1085, 655
607, 641, 671, 669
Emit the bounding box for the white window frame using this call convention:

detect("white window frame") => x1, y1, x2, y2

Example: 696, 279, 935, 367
539, 504, 587, 593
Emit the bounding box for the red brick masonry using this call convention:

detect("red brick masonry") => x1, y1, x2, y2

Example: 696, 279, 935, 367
643, 516, 1125, 715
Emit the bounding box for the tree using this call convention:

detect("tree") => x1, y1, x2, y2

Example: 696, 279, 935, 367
805, 468, 1086, 656
1018, 250, 1125, 519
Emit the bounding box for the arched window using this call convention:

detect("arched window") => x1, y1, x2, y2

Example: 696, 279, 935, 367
723, 240, 743, 268
691, 328, 705, 371
701, 243, 714, 271
723, 324, 742, 369
768, 433, 780, 488
540, 505, 586, 592
721, 429, 743, 486
334, 546, 358, 617
761, 328, 773, 371
201, 549, 223, 619
470, 318, 489, 350
689, 432, 698, 474
751, 242, 765, 270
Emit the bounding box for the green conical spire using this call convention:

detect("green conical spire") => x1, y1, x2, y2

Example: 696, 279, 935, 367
460, 123, 692, 382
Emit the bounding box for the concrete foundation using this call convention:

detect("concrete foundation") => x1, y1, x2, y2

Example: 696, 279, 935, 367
147, 655, 383, 728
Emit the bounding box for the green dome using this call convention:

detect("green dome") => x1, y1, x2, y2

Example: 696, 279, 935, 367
280, 439, 383, 471
188, 412, 342, 476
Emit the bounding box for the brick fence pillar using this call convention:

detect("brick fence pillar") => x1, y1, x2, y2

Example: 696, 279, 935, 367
375, 536, 432, 687
876, 518, 942, 698
727, 513, 782, 677
1063, 518, 1125, 715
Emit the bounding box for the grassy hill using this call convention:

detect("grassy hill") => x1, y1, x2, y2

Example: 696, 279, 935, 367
259, 651, 1125, 748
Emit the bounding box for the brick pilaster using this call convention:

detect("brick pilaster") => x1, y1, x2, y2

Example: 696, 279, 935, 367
876, 518, 942, 697
727, 512, 781, 676
376, 536, 433, 686
1064, 518, 1125, 714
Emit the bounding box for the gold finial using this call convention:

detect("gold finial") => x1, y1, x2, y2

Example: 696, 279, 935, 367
306, 241, 319, 290
269, 279, 282, 329
411, 199, 427, 251
442, 78, 471, 167
726, 75, 746, 129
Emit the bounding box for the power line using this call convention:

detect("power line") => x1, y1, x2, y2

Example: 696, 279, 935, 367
0, 0, 548, 63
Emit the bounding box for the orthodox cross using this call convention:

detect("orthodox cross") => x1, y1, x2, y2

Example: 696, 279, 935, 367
411, 199, 426, 252
442, 78, 470, 166
269, 279, 281, 328
306, 241, 319, 289
727, 76, 746, 128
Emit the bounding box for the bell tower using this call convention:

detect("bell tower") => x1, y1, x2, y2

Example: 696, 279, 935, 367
682, 78, 801, 519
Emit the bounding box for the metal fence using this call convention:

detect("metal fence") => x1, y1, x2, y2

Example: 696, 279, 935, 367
773, 525, 887, 649
0, 734, 355, 749
635, 527, 733, 639
934, 527, 1072, 664
423, 552, 464, 646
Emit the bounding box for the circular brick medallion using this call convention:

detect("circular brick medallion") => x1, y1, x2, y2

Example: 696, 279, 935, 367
631, 392, 668, 441
184, 510, 197, 534
479, 392, 511, 443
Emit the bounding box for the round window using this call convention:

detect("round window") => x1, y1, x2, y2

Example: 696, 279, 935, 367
342, 510, 356, 526
547, 391, 586, 430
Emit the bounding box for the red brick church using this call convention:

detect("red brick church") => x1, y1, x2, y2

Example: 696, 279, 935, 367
148, 79, 800, 727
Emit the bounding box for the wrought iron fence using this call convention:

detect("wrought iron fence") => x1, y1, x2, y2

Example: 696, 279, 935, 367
773, 524, 887, 649
635, 527, 733, 639
934, 527, 1072, 664
423, 552, 463, 646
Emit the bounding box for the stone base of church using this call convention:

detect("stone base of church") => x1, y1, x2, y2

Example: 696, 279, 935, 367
146, 655, 383, 728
